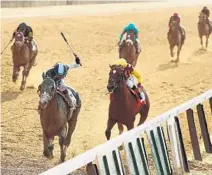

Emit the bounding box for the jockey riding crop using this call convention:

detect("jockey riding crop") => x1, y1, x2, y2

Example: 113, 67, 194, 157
1, 40, 12, 55
60, 32, 82, 66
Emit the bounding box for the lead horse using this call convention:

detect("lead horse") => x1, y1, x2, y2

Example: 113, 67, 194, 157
38, 78, 81, 162
12, 31, 38, 90
105, 65, 150, 140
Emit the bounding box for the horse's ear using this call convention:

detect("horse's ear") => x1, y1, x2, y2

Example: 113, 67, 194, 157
109, 64, 112, 69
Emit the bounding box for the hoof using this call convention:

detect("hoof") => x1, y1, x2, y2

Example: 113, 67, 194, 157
20, 86, 25, 91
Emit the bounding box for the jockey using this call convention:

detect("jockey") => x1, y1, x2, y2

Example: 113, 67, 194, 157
201, 6, 210, 18
168, 13, 185, 42
10, 22, 37, 66
112, 58, 146, 105
200, 6, 212, 31
118, 23, 141, 56
41, 55, 81, 111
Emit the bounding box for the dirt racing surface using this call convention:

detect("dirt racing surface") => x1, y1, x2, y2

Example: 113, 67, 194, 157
1, 1, 212, 174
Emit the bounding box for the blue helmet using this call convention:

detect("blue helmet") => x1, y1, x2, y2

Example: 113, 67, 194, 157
18, 22, 27, 30
54, 63, 68, 76
128, 23, 136, 28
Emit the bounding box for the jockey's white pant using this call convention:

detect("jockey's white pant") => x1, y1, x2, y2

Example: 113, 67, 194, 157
57, 79, 77, 107
126, 76, 137, 88
31, 39, 37, 51
126, 76, 145, 101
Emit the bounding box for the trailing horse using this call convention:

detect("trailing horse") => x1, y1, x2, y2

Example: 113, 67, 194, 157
12, 31, 38, 91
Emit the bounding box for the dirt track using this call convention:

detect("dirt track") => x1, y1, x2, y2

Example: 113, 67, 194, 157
1, 1, 212, 174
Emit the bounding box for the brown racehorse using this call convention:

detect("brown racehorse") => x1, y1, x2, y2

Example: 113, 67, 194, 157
119, 31, 140, 67
168, 21, 185, 62
198, 13, 212, 49
105, 65, 150, 140
38, 78, 81, 163
12, 31, 38, 91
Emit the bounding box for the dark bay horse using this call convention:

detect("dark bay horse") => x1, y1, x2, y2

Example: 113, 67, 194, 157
198, 13, 211, 49
105, 65, 150, 140
38, 78, 81, 162
12, 31, 38, 91
168, 21, 185, 62
119, 31, 140, 67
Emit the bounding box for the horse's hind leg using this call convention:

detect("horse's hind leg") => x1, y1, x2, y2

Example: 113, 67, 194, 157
105, 119, 116, 140
12, 65, 20, 82
117, 123, 124, 135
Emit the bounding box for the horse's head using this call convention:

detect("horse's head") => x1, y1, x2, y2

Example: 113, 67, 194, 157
198, 13, 207, 24
13, 31, 25, 51
107, 65, 126, 93
170, 20, 179, 31
38, 78, 56, 109
122, 31, 135, 47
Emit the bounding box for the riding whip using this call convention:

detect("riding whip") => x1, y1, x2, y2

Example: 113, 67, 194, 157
60, 32, 82, 66
1, 40, 12, 55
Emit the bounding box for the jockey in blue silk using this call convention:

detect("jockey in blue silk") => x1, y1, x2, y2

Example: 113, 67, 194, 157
118, 23, 141, 56
38, 55, 81, 113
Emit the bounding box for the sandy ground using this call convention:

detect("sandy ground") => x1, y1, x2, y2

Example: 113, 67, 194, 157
1, 1, 212, 174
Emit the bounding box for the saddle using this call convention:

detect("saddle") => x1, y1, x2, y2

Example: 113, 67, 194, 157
109, 88, 141, 107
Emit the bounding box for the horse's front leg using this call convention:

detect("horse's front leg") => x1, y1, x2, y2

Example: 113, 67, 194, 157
200, 35, 204, 49
20, 64, 29, 91
59, 124, 68, 163
105, 118, 116, 140
43, 132, 54, 159
12, 65, 20, 82
176, 45, 181, 62
170, 45, 174, 57
206, 35, 209, 49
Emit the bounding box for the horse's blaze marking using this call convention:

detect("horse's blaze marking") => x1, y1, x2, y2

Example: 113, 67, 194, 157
40, 92, 50, 103
113, 70, 116, 74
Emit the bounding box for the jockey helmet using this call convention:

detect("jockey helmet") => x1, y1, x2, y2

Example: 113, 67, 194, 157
128, 23, 136, 29
18, 22, 27, 30
112, 58, 128, 67
54, 63, 68, 76
203, 6, 207, 10
173, 13, 179, 17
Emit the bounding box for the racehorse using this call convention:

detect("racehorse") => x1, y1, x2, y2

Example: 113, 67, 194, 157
38, 78, 81, 162
167, 20, 185, 62
119, 31, 140, 67
105, 65, 150, 140
198, 12, 212, 49
12, 31, 38, 91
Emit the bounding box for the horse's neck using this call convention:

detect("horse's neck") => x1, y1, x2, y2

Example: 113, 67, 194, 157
113, 81, 129, 103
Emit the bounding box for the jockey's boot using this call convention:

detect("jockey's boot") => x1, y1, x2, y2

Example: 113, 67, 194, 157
135, 39, 141, 54
206, 18, 212, 32
30, 40, 37, 66
64, 92, 75, 118
167, 29, 171, 38
118, 46, 122, 58
179, 26, 185, 44
133, 87, 146, 105
139, 91, 146, 105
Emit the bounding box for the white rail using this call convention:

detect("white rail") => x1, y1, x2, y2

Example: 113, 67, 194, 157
40, 89, 212, 175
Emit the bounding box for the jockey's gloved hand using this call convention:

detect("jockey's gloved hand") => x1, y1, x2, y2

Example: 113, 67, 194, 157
137, 83, 143, 91
74, 54, 81, 65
